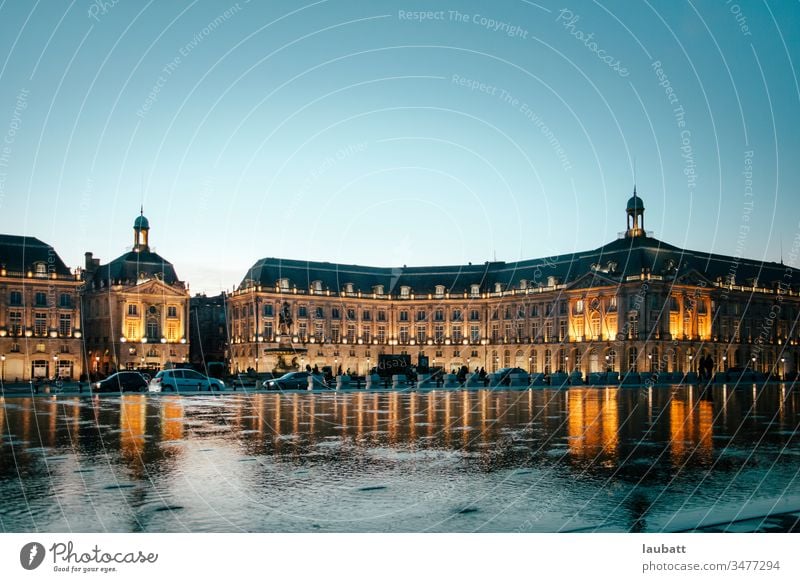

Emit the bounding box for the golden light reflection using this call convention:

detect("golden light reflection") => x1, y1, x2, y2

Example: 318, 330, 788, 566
669, 392, 713, 464
161, 398, 184, 441
120, 395, 146, 463
567, 389, 619, 459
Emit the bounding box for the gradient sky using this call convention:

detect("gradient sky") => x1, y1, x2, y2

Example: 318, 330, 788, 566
0, 0, 798, 294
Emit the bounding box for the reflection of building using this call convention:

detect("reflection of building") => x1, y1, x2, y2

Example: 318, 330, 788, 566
82, 211, 189, 374
0, 235, 84, 381
227, 192, 800, 379
189, 292, 228, 367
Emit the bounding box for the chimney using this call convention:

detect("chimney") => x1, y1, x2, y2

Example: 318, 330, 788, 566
84, 252, 99, 274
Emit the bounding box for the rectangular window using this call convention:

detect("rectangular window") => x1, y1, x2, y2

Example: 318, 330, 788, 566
128, 304, 138, 316
127, 321, 137, 341
34, 312, 47, 336
469, 309, 480, 321
167, 325, 176, 340
331, 326, 340, 343
559, 301, 567, 315
331, 307, 341, 320
146, 321, 159, 339
59, 293, 71, 308
491, 324, 500, 342
167, 306, 177, 318
9, 290, 22, 305
399, 326, 409, 344
298, 306, 308, 318
574, 300, 584, 314
491, 308, 499, 320
35, 292, 47, 307
263, 304, 274, 317
264, 321, 274, 340
433, 309, 444, 322
505, 323, 512, 340
346, 324, 355, 342
362, 327, 371, 343
377, 310, 386, 322
315, 306, 324, 319
59, 313, 72, 337
470, 325, 480, 342
377, 325, 386, 343
559, 320, 567, 341
314, 322, 324, 341
299, 322, 308, 339
362, 310, 371, 321
531, 304, 539, 317
545, 321, 553, 342
416, 326, 426, 344
9, 310, 22, 335
416, 309, 426, 322
399, 310, 409, 322
434, 324, 444, 343
451, 309, 462, 321
347, 308, 356, 321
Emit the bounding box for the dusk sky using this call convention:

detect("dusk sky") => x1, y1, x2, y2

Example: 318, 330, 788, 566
0, 0, 798, 294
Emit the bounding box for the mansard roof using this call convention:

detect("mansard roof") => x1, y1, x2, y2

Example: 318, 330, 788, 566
239, 235, 798, 296
89, 250, 180, 287
0, 234, 73, 277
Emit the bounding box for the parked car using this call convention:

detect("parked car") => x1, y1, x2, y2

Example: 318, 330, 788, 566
149, 369, 226, 392
92, 371, 148, 393
264, 371, 328, 390
494, 367, 529, 386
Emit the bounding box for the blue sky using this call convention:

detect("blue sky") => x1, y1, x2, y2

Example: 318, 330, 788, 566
0, 0, 798, 294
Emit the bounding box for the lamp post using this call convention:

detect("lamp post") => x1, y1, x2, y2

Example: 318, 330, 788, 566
565, 355, 569, 374
255, 356, 259, 374
53, 354, 58, 379
95, 355, 100, 376
1, 354, 5, 385
528, 355, 532, 374
647, 353, 653, 373
605, 354, 610, 372
781, 357, 786, 381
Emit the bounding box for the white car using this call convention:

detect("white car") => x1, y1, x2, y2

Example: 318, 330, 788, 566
149, 369, 225, 392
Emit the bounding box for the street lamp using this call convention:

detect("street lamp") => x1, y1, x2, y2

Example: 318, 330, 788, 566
1, 354, 5, 384
781, 357, 786, 381
528, 355, 532, 374
53, 354, 58, 379
255, 356, 259, 373
647, 353, 653, 372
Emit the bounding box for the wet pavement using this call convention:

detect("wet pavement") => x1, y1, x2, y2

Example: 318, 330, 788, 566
1, 383, 798, 532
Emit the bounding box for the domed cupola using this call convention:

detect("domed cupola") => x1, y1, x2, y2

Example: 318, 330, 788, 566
625, 187, 645, 238
133, 207, 150, 252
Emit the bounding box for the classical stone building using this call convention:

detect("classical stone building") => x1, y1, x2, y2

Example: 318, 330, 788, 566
227, 192, 800, 380
82, 211, 189, 375
0, 235, 84, 382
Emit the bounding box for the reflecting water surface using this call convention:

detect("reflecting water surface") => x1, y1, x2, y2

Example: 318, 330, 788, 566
1, 384, 798, 532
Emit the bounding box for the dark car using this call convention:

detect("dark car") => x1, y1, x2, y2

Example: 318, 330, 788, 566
92, 371, 148, 393
264, 371, 328, 390
494, 367, 529, 386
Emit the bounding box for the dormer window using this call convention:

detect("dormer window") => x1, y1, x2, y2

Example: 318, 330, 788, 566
34, 262, 47, 277
344, 283, 354, 294
312, 280, 323, 293
546, 276, 559, 287
494, 283, 503, 293
400, 286, 411, 298
373, 284, 384, 295
519, 279, 528, 290
470, 284, 480, 297
278, 278, 290, 291
434, 285, 445, 298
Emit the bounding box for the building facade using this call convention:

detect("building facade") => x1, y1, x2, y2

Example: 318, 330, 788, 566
0, 235, 84, 382
227, 193, 800, 380
82, 211, 190, 375
189, 292, 228, 369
